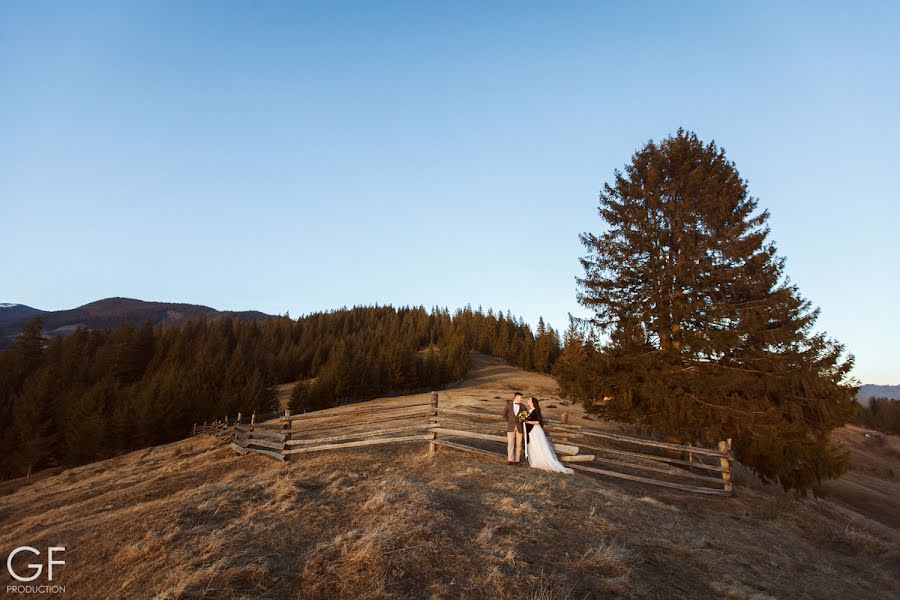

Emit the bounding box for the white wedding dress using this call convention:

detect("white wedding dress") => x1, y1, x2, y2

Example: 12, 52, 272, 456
525, 424, 574, 474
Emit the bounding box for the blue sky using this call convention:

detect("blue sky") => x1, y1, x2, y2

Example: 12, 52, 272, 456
1, 2, 898, 383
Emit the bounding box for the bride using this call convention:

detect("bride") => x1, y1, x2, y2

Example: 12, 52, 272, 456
523, 396, 574, 475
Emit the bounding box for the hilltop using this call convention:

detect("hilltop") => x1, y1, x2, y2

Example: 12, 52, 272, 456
0, 302, 45, 324
1, 355, 897, 599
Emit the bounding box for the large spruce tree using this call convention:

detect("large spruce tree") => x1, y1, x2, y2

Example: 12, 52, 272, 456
575, 129, 858, 492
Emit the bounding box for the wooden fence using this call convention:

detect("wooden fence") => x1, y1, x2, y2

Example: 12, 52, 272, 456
222, 393, 735, 496
192, 420, 231, 440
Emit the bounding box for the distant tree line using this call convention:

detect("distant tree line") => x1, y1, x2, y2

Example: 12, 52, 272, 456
0, 305, 560, 477
856, 397, 900, 435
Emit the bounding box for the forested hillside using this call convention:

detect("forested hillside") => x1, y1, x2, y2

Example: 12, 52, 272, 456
0, 305, 561, 477
856, 397, 900, 434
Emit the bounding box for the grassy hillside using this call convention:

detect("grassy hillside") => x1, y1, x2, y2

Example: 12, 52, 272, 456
1, 356, 897, 599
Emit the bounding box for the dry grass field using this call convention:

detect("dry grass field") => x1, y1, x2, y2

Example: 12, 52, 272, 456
1, 355, 898, 599
816, 425, 900, 529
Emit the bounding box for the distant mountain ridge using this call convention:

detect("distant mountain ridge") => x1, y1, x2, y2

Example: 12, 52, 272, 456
0, 297, 274, 349
0, 303, 46, 325
859, 384, 900, 402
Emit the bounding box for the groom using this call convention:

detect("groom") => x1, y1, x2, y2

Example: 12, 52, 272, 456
502, 391, 525, 465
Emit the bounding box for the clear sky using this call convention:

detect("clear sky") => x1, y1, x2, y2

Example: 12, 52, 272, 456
1, 2, 898, 383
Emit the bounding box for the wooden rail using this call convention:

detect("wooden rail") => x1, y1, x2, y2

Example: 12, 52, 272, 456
222, 393, 735, 496
192, 420, 232, 441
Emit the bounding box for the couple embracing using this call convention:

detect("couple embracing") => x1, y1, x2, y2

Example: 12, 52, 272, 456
502, 392, 574, 474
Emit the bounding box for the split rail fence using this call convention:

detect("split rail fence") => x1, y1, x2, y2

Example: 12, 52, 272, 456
214, 393, 735, 496
192, 421, 230, 439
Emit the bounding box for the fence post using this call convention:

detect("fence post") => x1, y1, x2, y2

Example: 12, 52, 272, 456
560, 412, 570, 443
718, 440, 733, 493
193, 423, 196, 435
284, 407, 292, 445
237, 412, 242, 425
429, 391, 438, 455
250, 412, 255, 432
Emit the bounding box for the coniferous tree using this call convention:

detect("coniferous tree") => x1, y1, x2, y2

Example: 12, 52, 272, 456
0, 318, 51, 475
288, 382, 310, 413
62, 377, 112, 464
2, 368, 55, 476
2, 317, 45, 401
572, 129, 858, 491
533, 317, 550, 372
445, 333, 472, 380
554, 316, 594, 402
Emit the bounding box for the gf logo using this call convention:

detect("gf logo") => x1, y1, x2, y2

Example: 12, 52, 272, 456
6, 546, 65, 582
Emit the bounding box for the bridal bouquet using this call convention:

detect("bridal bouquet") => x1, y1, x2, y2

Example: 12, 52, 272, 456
517, 407, 531, 459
